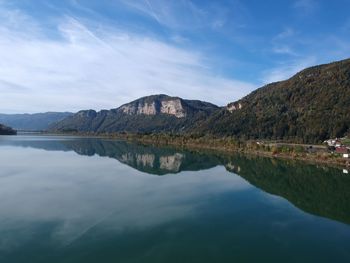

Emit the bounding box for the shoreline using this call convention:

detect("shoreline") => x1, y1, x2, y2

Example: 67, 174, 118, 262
41, 132, 350, 169
129, 138, 349, 169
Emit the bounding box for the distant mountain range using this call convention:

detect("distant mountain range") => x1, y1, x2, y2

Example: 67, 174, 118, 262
0, 112, 73, 131
50, 94, 219, 133
3, 58, 350, 143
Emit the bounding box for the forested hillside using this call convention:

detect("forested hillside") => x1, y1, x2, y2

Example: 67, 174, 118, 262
195, 58, 350, 143
0, 124, 16, 135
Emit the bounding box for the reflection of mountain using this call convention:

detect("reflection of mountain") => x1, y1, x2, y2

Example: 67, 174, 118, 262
1, 136, 349, 225
224, 155, 350, 225
0, 137, 220, 175
63, 139, 221, 175
0, 137, 71, 151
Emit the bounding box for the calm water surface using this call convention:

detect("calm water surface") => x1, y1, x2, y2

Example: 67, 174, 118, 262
0, 135, 350, 262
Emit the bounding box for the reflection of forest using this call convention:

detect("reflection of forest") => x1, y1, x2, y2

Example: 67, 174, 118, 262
224, 155, 350, 225
2, 137, 349, 225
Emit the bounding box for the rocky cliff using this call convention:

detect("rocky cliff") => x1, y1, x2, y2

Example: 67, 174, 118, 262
119, 95, 186, 118
50, 94, 219, 133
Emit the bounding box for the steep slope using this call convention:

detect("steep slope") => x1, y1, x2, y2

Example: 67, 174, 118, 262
0, 124, 16, 135
0, 112, 73, 131
51, 95, 219, 133
196, 58, 350, 143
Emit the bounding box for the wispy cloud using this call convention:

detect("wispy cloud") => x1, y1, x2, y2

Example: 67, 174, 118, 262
275, 28, 296, 39
272, 46, 297, 56
117, 0, 231, 32
261, 57, 317, 84
0, 5, 255, 113
270, 28, 298, 56
293, 0, 318, 15
118, 0, 204, 29
143, 0, 162, 25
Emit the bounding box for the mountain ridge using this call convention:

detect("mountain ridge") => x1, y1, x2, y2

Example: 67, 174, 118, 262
50, 94, 219, 133
0, 112, 73, 131
43, 58, 350, 143
194, 58, 350, 143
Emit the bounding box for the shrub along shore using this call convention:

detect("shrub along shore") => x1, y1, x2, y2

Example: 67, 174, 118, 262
47, 131, 350, 168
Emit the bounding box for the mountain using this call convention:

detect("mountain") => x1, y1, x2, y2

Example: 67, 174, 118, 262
195, 58, 350, 143
50, 95, 219, 133
0, 112, 74, 131
51, 59, 350, 143
0, 124, 16, 135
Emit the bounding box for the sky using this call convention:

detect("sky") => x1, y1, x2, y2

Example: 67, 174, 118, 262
0, 0, 349, 113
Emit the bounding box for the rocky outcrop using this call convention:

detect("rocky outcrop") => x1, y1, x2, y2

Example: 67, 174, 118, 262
121, 151, 183, 173
226, 102, 242, 112
159, 153, 184, 172
77, 110, 97, 118
120, 102, 157, 116
136, 154, 155, 168
119, 96, 186, 118
160, 99, 186, 118
50, 94, 219, 133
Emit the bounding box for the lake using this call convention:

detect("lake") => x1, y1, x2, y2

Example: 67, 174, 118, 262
0, 135, 350, 262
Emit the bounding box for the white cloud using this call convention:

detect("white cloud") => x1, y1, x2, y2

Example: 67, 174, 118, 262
293, 0, 318, 15
272, 45, 297, 56
275, 28, 296, 39
212, 19, 225, 29
271, 28, 298, 56
118, 0, 199, 29
117, 0, 227, 31
170, 34, 189, 44
0, 7, 255, 113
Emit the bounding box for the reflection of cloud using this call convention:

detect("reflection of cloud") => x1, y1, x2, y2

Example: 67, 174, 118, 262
0, 146, 250, 248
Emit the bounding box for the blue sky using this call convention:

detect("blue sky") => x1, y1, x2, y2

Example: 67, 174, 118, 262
0, 0, 349, 113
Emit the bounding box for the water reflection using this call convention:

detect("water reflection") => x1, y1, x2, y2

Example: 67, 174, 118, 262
0, 139, 249, 262
0, 136, 220, 174
0, 135, 350, 262
1, 135, 349, 226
